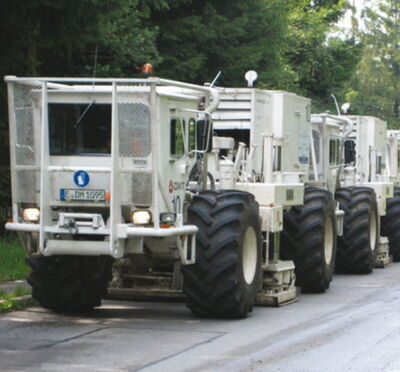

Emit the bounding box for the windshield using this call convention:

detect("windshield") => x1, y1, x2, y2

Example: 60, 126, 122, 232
48, 103, 111, 156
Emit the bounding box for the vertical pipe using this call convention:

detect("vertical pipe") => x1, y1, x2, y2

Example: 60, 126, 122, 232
39, 82, 49, 254
264, 232, 269, 266
273, 232, 280, 262
234, 142, 245, 171
150, 84, 160, 228
110, 82, 122, 257
309, 127, 319, 182
6, 82, 18, 222
370, 146, 376, 182
263, 133, 274, 183
247, 144, 257, 179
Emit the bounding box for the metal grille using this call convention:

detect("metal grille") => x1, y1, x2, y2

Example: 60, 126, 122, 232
16, 169, 40, 203
119, 172, 152, 206
13, 82, 42, 203
116, 88, 153, 206
119, 102, 151, 159
50, 170, 111, 202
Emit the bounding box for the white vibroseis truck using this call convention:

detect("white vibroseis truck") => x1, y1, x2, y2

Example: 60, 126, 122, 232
212, 89, 344, 293
5, 76, 302, 318
213, 91, 394, 294
310, 114, 393, 273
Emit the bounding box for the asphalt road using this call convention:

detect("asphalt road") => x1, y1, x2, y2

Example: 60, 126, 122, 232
1, 264, 400, 372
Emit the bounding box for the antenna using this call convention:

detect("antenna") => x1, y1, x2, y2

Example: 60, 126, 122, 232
210, 71, 222, 87
331, 94, 341, 116
92, 45, 99, 87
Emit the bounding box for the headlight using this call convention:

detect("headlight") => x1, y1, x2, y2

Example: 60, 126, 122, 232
160, 213, 176, 224
23, 208, 40, 222
131, 210, 152, 225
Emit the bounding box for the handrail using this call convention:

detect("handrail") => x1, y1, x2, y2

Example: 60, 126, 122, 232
4, 75, 220, 115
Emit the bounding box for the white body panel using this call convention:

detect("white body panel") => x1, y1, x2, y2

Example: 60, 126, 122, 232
212, 87, 311, 208
341, 116, 393, 214
5, 76, 217, 259
349, 116, 388, 183
386, 130, 400, 185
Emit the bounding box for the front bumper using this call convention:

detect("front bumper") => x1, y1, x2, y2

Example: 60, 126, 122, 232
5, 222, 198, 259
6, 222, 198, 237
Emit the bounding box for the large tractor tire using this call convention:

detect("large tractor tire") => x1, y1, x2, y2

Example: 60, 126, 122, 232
182, 190, 262, 318
26, 255, 113, 313
381, 186, 400, 261
281, 187, 337, 293
335, 187, 379, 274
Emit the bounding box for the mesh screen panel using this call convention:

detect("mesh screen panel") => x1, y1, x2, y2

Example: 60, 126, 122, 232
16, 169, 40, 203
13, 83, 42, 203
119, 102, 151, 159
117, 88, 153, 206
119, 172, 152, 206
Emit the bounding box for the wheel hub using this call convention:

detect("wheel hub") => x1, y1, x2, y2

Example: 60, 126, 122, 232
324, 218, 334, 265
242, 226, 258, 285
370, 212, 377, 251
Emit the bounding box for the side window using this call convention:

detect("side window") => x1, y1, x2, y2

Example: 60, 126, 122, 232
377, 155, 383, 174
170, 118, 185, 156
344, 140, 356, 164
336, 139, 340, 164
397, 149, 400, 171
329, 139, 336, 164
329, 139, 340, 165
273, 145, 282, 171
188, 118, 196, 152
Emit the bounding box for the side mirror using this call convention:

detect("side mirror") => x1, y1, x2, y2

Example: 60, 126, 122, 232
344, 140, 356, 164
196, 119, 213, 152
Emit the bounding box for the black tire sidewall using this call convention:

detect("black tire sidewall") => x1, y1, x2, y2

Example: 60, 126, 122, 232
27, 255, 112, 312
336, 186, 379, 273
294, 187, 338, 292
183, 190, 262, 318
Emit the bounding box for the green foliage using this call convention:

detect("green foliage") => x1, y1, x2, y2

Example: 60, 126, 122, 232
147, 0, 290, 87
345, 0, 400, 128
0, 239, 29, 283
285, 0, 361, 109
0, 286, 33, 313
0, 0, 160, 77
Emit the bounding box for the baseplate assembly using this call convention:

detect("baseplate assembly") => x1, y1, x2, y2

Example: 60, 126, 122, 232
256, 260, 298, 307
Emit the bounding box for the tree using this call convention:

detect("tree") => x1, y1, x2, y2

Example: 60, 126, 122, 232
146, 0, 290, 87
345, 0, 400, 127
285, 0, 362, 109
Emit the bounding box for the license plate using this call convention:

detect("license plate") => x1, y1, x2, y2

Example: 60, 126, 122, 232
60, 189, 106, 202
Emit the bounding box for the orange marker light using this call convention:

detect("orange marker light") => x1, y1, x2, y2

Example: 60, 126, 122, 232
141, 63, 153, 76
105, 192, 111, 201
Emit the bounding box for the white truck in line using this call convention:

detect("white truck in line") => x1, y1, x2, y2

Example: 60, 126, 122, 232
5, 75, 304, 318
5, 73, 397, 318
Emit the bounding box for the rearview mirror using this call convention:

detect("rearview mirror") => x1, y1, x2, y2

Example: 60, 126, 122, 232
344, 140, 356, 164
196, 119, 213, 152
